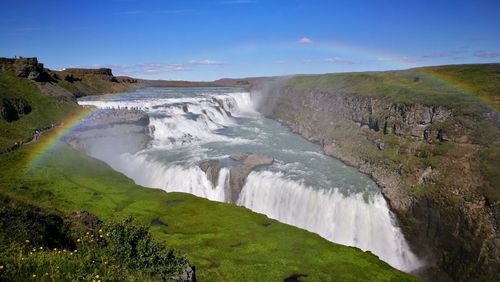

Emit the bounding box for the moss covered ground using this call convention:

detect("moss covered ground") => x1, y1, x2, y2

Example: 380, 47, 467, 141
0, 71, 415, 280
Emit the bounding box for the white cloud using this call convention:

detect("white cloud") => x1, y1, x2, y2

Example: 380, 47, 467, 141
187, 60, 224, 65
376, 56, 416, 63
298, 37, 312, 44
76, 59, 224, 77
474, 50, 500, 58
323, 57, 356, 64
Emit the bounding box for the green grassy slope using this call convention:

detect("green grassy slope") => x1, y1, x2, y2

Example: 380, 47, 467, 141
288, 63, 500, 111
0, 72, 78, 148
0, 71, 415, 280
0, 140, 415, 281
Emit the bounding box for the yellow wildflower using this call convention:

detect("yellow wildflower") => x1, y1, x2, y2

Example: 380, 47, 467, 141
39, 247, 43, 250
95, 274, 100, 278
45, 272, 48, 276
53, 248, 57, 251
99, 229, 102, 233
32, 274, 36, 278
25, 240, 30, 244
74, 250, 78, 253
29, 252, 33, 255
0, 265, 4, 269
99, 235, 103, 238
77, 238, 81, 242
70, 252, 73, 256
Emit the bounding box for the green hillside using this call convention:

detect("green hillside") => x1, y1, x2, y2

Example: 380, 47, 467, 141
288, 63, 500, 111
0, 72, 414, 281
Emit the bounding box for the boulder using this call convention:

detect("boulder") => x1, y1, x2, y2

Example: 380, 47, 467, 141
199, 160, 222, 187
198, 153, 274, 203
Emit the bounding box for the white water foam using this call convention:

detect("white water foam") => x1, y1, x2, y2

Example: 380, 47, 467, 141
77, 89, 422, 272
238, 171, 422, 271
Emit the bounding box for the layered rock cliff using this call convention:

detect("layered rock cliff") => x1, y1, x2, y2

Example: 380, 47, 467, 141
254, 73, 500, 280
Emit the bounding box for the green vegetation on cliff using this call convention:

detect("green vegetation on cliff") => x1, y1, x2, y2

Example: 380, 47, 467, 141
288, 63, 500, 110
263, 63, 500, 280
0, 72, 77, 148
0, 70, 414, 280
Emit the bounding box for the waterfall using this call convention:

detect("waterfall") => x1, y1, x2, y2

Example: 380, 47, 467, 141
238, 171, 421, 271
77, 87, 423, 272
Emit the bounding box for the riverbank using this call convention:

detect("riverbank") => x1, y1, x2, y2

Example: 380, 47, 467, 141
252, 64, 500, 281
0, 60, 415, 280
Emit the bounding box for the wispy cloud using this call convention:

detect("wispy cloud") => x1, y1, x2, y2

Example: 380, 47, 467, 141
302, 59, 313, 64
376, 56, 416, 63
474, 50, 500, 58
80, 59, 225, 77
188, 59, 224, 65
298, 37, 312, 44
420, 50, 468, 59
468, 36, 483, 41
323, 57, 357, 64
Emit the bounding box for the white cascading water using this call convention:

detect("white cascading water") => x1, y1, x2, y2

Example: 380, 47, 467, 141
238, 171, 420, 271
78, 87, 422, 272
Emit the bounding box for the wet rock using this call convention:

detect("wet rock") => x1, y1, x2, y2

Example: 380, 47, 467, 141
227, 153, 274, 203
199, 160, 222, 187
199, 153, 274, 203
256, 82, 499, 280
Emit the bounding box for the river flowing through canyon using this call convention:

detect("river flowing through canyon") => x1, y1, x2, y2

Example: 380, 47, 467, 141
77, 87, 422, 272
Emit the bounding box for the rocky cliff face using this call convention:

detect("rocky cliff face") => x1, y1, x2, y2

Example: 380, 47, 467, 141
199, 153, 274, 203
0, 98, 32, 122
0, 57, 55, 82
255, 83, 499, 280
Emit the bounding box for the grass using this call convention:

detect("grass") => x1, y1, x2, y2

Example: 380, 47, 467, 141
0, 139, 415, 281
0, 71, 415, 280
0, 72, 77, 148
288, 63, 500, 112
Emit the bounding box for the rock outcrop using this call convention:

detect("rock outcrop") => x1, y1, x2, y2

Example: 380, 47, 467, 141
0, 98, 32, 122
255, 83, 500, 281
0, 57, 54, 82
199, 153, 274, 203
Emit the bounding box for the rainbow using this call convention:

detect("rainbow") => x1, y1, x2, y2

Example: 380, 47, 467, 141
233, 40, 498, 107
25, 90, 139, 171
24, 42, 497, 170
25, 106, 97, 172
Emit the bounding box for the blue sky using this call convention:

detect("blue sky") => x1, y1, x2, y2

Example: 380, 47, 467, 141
1, 0, 500, 81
